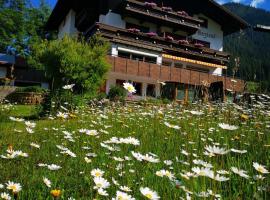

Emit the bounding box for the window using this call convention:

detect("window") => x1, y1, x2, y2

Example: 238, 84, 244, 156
198, 17, 208, 28
116, 79, 126, 86
132, 53, 144, 61
146, 84, 155, 97
144, 56, 157, 63
133, 82, 142, 96
118, 51, 131, 59
177, 84, 185, 100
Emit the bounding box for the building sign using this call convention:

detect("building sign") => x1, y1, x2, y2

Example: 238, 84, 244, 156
197, 30, 216, 39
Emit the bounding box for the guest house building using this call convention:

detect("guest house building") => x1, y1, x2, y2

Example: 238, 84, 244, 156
46, 0, 248, 101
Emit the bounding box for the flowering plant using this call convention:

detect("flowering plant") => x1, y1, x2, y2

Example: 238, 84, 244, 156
144, 2, 157, 8
177, 11, 189, 17
162, 6, 173, 12
146, 32, 158, 37
178, 40, 189, 45
194, 43, 204, 48
127, 28, 140, 33
165, 35, 174, 41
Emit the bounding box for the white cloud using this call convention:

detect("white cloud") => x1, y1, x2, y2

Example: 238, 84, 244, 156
250, 0, 265, 8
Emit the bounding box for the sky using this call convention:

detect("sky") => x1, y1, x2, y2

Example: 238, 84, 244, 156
31, 0, 270, 11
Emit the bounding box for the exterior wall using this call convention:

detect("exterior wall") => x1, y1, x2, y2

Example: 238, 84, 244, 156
58, 10, 78, 39
192, 14, 224, 51
99, 12, 126, 29
0, 67, 7, 78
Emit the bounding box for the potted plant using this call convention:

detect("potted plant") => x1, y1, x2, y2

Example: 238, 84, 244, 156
127, 28, 140, 33
177, 11, 189, 17
178, 40, 189, 45
194, 43, 204, 48
146, 32, 158, 37
165, 35, 174, 41
162, 6, 173, 12
144, 2, 157, 8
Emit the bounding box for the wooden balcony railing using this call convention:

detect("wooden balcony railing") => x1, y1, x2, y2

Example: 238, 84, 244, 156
90, 23, 230, 65
107, 56, 245, 92
123, 0, 202, 34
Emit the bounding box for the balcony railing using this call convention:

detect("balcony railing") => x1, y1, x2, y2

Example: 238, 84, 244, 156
86, 23, 230, 65
107, 55, 245, 92
123, 0, 202, 34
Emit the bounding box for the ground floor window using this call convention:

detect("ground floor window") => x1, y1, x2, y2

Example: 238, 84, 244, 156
116, 79, 126, 87
177, 84, 185, 100
146, 84, 155, 97
133, 82, 142, 96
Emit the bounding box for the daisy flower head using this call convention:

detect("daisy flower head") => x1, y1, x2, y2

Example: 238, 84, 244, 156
1, 192, 11, 200
91, 168, 104, 177
253, 162, 269, 174
123, 82, 136, 94
6, 181, 22, 194
140, 187, 160, 200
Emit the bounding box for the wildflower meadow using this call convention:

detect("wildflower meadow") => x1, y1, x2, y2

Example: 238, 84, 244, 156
0, 95, 270, 199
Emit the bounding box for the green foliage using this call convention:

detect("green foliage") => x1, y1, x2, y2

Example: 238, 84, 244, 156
107, 85, 127, 101
224, 3, 270, 92
0, 0, 51, 54
28, 35, 110, 95
246, 81, 260, 93
15, 86, 48, 93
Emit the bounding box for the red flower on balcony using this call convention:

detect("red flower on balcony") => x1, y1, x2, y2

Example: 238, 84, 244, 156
144, 2, 157, 8
178, 40, 189, 45
162, 6, 173, 12
127, 28, 140, 33
146, 32, 158, 37
177, 11, 189, 17
165, 35, 174, 41
194, 43, 204, 48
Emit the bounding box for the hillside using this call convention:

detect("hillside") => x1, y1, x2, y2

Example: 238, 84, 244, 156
224, 3, 270, 92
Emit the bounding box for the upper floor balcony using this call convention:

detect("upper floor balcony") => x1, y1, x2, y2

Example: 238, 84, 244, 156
121, 0, 203, 35
85, 23, 230, 67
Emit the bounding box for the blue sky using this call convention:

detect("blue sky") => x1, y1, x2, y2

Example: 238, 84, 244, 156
31, 0, 270, 11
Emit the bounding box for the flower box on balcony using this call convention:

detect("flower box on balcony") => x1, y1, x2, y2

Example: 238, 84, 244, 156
162, 6, 173, 12
127, 28, 140, 33
178, 40, 189, 45
165, 35, 174, 41
144, 2, 157, 8
177, 11, 189, 17
146, 32, 158, 37
194, 43, 204, 48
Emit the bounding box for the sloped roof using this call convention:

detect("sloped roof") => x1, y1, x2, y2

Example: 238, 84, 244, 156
46, 0, 249, 35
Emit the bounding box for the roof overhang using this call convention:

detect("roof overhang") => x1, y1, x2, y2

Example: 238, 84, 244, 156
46, 0, 249, 35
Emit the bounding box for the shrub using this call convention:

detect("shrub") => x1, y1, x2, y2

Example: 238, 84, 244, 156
108, 85, 127, 101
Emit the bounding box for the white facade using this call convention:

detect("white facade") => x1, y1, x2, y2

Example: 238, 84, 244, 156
192, 14, 224, 51
58, 10, 78, 39
99, 11, 126, 29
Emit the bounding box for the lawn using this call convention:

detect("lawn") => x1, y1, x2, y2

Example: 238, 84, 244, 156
0, 102, 269, 199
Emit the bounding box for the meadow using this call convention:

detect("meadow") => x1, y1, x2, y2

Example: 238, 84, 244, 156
0, 99, 270, 199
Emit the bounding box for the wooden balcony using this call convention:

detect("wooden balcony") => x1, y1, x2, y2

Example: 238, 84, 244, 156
122, 0, 202, 35
90, 23, 230, 66
107, 56, 245, 92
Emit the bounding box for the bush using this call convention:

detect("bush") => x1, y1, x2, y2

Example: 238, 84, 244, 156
16, 86, 48, 94
108, 85, 127, 101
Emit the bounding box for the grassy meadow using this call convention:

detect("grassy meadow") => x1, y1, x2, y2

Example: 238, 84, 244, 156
0, 101, 270, 199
